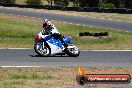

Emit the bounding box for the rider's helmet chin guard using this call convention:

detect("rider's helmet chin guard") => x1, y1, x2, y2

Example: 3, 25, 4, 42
43, 19, 51, 29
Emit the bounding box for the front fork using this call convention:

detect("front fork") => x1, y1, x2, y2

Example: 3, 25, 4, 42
42, 42, 45, 50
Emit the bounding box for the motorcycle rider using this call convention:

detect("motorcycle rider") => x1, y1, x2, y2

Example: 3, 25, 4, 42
42, 19, 68, 48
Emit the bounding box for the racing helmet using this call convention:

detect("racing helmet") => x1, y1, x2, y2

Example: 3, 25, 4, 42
43, 19, 51, 29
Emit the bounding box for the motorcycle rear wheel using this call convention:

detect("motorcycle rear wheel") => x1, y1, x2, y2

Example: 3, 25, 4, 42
65, 46, 80, 57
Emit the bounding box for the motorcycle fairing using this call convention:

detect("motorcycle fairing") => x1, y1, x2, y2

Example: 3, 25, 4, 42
43, 36, 63, 54
47, 42, 62, 54
63, 36, 72, 43
44, 36, 63, 48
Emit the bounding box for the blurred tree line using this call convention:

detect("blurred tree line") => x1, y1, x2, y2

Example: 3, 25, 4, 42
74, 0, 132, 9
54, 0, 132, 9
0, 0, 131, 9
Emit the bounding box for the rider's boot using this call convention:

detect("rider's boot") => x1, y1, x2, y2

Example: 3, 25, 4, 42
63, 43, 68, 48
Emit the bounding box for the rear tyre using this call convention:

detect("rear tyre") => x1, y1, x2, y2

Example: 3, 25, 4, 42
34, 42, 50, 57
65, 46, 80, 57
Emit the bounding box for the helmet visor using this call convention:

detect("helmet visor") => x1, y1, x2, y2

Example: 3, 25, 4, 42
43, 23, 47, 28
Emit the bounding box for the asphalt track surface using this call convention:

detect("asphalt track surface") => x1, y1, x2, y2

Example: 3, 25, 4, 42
0, 7, 132, 32
0, 49, 132, 67
0, 49, 132, 88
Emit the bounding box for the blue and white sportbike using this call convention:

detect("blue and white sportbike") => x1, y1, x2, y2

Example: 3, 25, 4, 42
34, 30, 80, 57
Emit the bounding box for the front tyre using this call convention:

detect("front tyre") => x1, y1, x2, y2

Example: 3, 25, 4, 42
65, 46, 80, 57
34, 42, 50, 56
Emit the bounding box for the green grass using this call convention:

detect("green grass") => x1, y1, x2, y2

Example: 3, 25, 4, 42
0, 67, 53, 88
56, 23, 132, 50
0, 67, 132, 88
9, 73, 52, 80
1, 79, 26, 85
0, 14, 132, 50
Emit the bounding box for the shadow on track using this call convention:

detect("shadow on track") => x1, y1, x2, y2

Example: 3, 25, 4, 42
29, 55, 70, 57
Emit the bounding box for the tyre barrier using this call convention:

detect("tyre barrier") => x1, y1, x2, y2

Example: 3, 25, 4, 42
0, 3, 132, 14
79, 32, 109, 37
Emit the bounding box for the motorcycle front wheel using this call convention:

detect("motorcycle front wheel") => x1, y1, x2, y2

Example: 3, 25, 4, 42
34, 42, 50, 57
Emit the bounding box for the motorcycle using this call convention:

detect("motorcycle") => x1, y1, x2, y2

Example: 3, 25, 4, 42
34, 30, 80, 57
